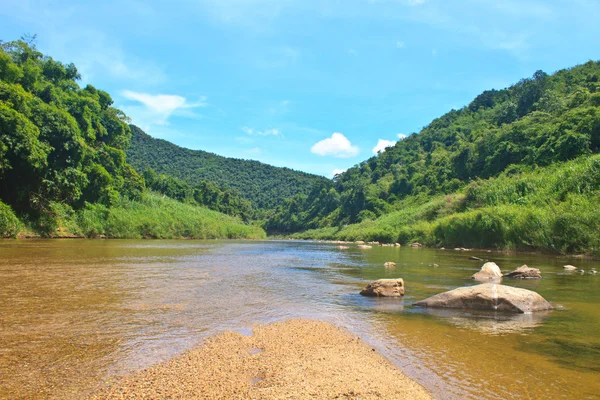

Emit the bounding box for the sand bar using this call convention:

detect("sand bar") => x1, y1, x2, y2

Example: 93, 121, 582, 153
90, 319, 432, 399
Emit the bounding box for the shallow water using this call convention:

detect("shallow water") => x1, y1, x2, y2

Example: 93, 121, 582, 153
0, 240, 598, 399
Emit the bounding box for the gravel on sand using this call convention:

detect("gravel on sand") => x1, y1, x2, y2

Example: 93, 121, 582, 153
90, 319, 432, 399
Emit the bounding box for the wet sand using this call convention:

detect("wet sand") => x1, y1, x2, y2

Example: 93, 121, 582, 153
90, 319, 432, 399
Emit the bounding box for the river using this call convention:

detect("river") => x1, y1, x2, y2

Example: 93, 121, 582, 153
0, 240, 598, 399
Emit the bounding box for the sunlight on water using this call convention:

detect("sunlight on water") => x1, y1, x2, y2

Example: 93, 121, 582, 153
0, 240, 598, 399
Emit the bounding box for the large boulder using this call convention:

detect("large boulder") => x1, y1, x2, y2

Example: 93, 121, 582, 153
472, 262, 502, 281
504, 265, 541, 279
360, 279, 405, 297
563, 265, 577, 271
413, 283, 553, 313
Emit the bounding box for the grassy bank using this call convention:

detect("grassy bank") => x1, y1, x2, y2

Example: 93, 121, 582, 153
1, 192, 266, 240
290, 155, 600, 256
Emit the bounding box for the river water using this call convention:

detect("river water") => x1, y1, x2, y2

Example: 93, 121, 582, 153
0, 240, 598, 399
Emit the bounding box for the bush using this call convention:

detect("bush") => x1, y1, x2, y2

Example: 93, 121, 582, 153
0, 200, 20, 237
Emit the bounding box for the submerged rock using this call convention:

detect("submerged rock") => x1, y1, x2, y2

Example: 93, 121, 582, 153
472, 262, 503, 281
357, 245, 372, 249
384, 262, 396, 268
413, 283, 553, 313
360, 279, 405, 297
504, 265, 541, 279
336, 246, 350, 249
469, 256, 484, 261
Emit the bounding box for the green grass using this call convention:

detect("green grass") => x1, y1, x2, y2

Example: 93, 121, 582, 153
11, 192, 266, 239
290, 155, 600, 256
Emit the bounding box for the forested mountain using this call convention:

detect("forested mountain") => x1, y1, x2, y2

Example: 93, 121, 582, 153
267, 61, 600, 254
0, 38, 263, 239
127, 125, 330, 210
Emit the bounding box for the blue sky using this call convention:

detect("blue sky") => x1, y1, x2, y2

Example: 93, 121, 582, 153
2, 0, 599, 177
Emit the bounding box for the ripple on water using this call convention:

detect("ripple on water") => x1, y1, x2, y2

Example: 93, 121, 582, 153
0, 240, 598, 400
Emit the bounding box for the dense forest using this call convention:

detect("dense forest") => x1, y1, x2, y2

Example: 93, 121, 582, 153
127, 125, 330, 211
267, 61, 600, 255
0, 37, 263, 239
2, 35, 600, 254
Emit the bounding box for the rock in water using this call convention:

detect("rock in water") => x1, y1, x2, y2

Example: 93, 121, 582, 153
469, 256, 484, 261
360, 279, 405, 297
384, 262, 396, 268
563, 265, 577, 271
413, 283, 553, 313
504, 265, 541, 279
472, 262, 503, 281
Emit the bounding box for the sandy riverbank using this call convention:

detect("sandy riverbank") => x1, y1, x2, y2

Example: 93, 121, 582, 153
90, 319, 431, 399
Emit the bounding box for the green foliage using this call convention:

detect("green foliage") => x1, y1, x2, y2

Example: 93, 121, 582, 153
73, 193, 265, 239
27, 193, 265, 239
126, 125, 329, 211
271, 60, 600, 253
0, 38, 266, 239
0, 200, 20, 237
0, 38, 135, 215
291, 155, 600, 256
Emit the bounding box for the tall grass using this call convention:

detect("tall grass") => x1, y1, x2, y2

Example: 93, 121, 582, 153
21, 192, 266, 239
291, 155, 600, 256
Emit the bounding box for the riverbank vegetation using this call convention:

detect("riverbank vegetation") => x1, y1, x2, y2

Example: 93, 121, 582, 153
268, 61, 600, 255
290, 155, 600, 255
0, 37, 264, 239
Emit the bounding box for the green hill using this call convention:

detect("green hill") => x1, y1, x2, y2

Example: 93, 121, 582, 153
0, 38, 263, 239
268, 61, 600, 255
126, 125, 330, 211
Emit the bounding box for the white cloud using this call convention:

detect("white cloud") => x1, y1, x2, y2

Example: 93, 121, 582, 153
311, 133, 359, 158
396, 40, 405, 48
331, 168, 347, 177
242, 126, 282, 136
372, 139, 396, 154
398, 133, 407, 139
122, 91, 206, 125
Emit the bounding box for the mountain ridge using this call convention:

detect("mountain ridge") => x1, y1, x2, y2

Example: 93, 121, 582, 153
126, 125, 330, 210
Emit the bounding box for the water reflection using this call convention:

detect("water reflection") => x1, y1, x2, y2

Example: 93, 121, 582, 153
419, 309, 552, 335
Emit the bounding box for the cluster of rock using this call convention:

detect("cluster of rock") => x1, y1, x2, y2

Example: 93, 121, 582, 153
359, 261, 564, 314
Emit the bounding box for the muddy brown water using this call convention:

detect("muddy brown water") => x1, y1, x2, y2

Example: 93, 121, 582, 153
0, 240, 598, 399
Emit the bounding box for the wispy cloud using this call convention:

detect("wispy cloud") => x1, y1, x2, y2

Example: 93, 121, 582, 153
396, 40, 405, 48
121, 91, 206, 125
372, 139, 396, 154
311, 133, 359, 158
398, 133, 407, 140
348, 48, 358, 56
242, 126, 283, 137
